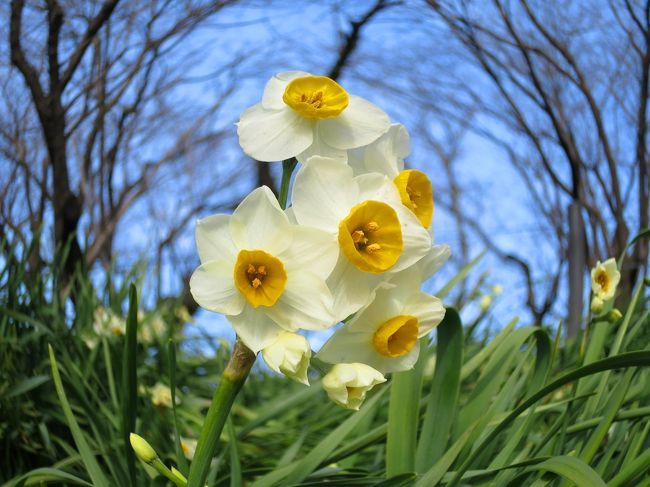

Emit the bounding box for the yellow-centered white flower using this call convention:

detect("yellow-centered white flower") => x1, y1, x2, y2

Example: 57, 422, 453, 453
318, 280, 445, 373
237, 71, 390, 163
190, 186, 337, 352
291, 156, 432, 321
150, 383, 176, 408
348, 124, 434, 228
590, 258, 620, 301
322, 363, 386, 410
262, 331, 312, 385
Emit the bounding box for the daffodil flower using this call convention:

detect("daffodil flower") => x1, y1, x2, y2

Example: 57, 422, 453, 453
190, 186, 337, 352
237, 71, 390, 163
291, 156, 432, 321
262, 331, 312, 385
318, 281, 445, 374
150, 382, 176, 408
322, 363, 386, 410
590, 258, 620, 301
348, 124, 434, 228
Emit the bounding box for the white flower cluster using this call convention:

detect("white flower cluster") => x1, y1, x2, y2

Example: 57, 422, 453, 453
191, 72, 450, 409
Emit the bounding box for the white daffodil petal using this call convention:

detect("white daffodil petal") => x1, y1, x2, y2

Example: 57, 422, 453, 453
354, 173, 402, 204
389, 204, 432, 272
381, 341, 421, 373
346, 286, 401, 333
363, 123, 411, 177
327, 256, 379, 322
228, 306, 284, 353
281, 225, 338, 280
262, 71, 312, 110
404, 293, 445, 337
317, 329, 377, 367
292, 156, 357, 231
347, 146, 366, 175
189, 261, 245, 316
267, 271, 335, 330
195, 214, 238, 263
319, 95, 390, 150
296, 126, 348, 164
420, 244, 452, 280
230, 186, 292, 254
237, 104, 313, 162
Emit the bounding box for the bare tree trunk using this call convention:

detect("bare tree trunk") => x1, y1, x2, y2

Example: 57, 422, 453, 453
567, 202, 586, 337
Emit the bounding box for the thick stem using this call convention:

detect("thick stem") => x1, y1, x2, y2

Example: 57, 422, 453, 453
186, 340, 255, 487
278, 158, 298, 209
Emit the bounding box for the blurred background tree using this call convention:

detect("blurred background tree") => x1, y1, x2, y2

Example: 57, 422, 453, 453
1, 0, 647, 335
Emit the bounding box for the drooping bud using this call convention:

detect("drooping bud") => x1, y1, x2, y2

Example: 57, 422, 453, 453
130, 433, 157, 464
262, 332, 311, 385
607, 309, 623, 323
322, 363, 385, 410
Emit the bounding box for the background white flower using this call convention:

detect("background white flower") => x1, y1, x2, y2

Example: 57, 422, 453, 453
590, 258, 620, 301
237, 71, 390, 163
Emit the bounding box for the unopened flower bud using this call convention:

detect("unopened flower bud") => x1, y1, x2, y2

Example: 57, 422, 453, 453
262, 332, 311, 385
607, 309, 623, 322
130, 433, 157, 463
479, 294, 492, 312
322, 363, 385, 410
590, 296, 605, 315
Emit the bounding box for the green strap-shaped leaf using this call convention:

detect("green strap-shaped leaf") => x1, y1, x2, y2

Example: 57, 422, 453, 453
122, 284, 138, 487
2, 467, 94, 487
48, 345, 110, 487
518, 455, 606, 487
446, 351, 650, 487
387, 338, 427, 476
251, 388, 387, 487
415, 307, 463, 471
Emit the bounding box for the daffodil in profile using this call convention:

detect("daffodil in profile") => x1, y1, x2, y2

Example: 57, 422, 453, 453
262, 331, 312, 385
348, 123, 434, 228
590, 258, 620, 301
190, 186, 337, 352
318, 280, 445, 374
237, 71, 390, 163
291, 156, 432, 321
322, 363, 386, 410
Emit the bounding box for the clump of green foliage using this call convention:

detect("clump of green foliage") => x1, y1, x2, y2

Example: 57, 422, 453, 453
1, 235, 649, 486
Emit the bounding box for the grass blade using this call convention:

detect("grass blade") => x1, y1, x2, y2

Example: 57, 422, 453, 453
122, 284, 138, 487
519, 455, 606, 487
169, 338, 190, 475
48, 345, 109, 487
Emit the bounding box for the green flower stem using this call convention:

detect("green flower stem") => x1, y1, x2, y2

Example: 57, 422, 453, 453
187, 340, 256, 487
150, 458, 186, 486
278, 157, 298, 209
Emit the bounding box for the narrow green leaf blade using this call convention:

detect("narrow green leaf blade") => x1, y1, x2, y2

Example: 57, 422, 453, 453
122, 284, 138, 487
48, 345, 109, 487
415, 307, 463, 471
